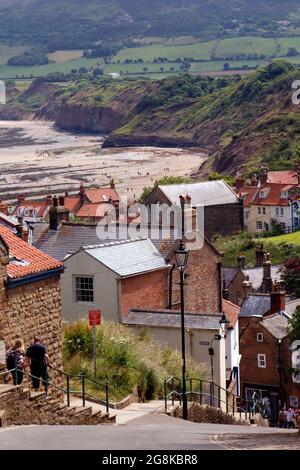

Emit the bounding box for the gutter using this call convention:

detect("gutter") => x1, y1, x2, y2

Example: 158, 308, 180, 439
7, 266, 64, 288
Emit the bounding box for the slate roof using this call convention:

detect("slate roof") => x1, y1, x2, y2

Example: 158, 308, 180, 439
222, 267, 240, 288
261, 314, 289, 340
240, 294, 271, 318
285, 299, 300, 317
243, 266, 282, 290
34, 222, 180, 261
0, 225, 63, 279
158, 180, 240, 207
123, 308, 222, 330
83, 239, 168, 277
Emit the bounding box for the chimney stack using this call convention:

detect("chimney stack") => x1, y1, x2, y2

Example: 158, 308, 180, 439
46, 195, 53, 206
255, 243, 265, 267
237, 254, 246, 270
242, 276, 252, 300
49, 196, 69, 231
270, 283, 286, 315
17, 194, 25, 205
259, 165, 269, 185
251, 174, 258, 187
235, 175, 245, 192
0, 200, 8, 215
79, 184, 85, 205
59, 195, 65, 206
110, 178, 115, 189
261, 253, 273, 293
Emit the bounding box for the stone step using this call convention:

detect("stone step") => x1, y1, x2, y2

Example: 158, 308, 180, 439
75, 406, 93, 417
29, 391, 46, 402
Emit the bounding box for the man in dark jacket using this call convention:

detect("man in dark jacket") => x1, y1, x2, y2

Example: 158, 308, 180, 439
26, 336, 51, 391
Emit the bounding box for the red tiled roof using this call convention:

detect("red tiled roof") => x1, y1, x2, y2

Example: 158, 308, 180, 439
223, 299, 240, 328
76, 203, 113, 219
251, 183, 295, 206
64, 196, 81, 212
13, 201, 50, 217
0, 225, 62, 279
267, 171, 298, 185
85, 188, 119, 204
239, 186, 259, 208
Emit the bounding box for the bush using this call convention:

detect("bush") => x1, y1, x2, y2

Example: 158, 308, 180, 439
63, 321, 207, 401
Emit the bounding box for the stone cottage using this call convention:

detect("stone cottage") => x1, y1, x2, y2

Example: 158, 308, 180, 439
0, 225, 64, 371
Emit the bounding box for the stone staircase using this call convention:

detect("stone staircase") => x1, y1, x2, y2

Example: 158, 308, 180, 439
0, 384, 116, 426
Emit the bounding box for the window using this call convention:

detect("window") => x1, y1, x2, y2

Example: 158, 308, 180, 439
257, 354, 266, 368
276, 208, 280, 216
281, 191, 288, 199
257, 333, 264, 342
259, 191, 266, 198
258, 207, 262, 215
262, 207, 266, 215
280, 208, 284, 216
75, 276, 94, 303
24, 208, 29, 216
290, 396, 298, 408
256, 221, 263, 231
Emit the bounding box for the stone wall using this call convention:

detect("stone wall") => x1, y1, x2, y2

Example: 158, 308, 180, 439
0, 385, 115, 426
0, 276, 62, 371
173, 402, 249, 425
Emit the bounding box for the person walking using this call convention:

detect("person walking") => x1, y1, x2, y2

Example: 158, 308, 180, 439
6, 339, 25, 385
26, 336, 51, 391
286, 408, 296, 429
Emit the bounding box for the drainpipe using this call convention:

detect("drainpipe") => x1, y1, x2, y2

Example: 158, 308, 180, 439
168, 264, 175, 309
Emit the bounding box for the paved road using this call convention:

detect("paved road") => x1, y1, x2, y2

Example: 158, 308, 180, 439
0, 414, 295, 450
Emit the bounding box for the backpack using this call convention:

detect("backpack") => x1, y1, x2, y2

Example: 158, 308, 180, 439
6, 350, 16, 371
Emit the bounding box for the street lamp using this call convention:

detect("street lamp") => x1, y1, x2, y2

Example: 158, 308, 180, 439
219, 313, 230, 339
175, 240, 189, 420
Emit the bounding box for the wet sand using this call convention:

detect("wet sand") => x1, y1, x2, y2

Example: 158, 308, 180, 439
0, 120, 208, 201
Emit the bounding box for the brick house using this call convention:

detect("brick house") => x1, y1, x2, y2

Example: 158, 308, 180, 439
61, 239, 170, 323
0, 225, 63, 372
239, 287, 300, 423
237, 168, 300, 233
143, 180, 243, 239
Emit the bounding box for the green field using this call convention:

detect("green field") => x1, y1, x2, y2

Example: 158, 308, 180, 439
0, 57, 104, 79
0, 45, 28, 65
114, 41, 216, 62
190, 59, 268, 73
214, 37, 277, 58
264, 231, 300, 246
104, 62, 182, 75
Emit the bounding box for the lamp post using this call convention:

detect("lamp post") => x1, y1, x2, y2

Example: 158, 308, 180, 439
175, 240, 189, 420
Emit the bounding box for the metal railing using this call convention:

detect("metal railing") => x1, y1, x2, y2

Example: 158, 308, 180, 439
164, 376, 261, 420
1, 358, 110, 414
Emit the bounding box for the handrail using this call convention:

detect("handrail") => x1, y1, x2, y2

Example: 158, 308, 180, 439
1, 366, 110, 412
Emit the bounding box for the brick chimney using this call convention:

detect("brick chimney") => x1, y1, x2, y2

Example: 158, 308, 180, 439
259, 165, 269, 185
235, 176, 246, 192
242, 276, 252, 299
59, 195, 65, 206
49, 196, 70, 231
251, 174, 258, 186
237, 254, 246, 269
255, 243, 265, 267
79, 184, 85, 205
46, 195, 53, 206
261, 253, 273, 293
269, 283, 286, 315
17, 194, 25, 204
110, 178, 115, 189
0, 200, 8, 215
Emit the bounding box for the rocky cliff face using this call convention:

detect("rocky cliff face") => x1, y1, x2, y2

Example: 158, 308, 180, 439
55, 102, 125, 134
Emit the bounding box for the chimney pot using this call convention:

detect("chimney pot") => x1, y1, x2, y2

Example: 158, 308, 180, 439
17, 194, 25, 204
110, 178, 115, 189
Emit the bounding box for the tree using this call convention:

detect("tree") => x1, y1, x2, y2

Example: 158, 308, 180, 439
287, 307, 300, 342
92, 67, 104, 76
287, 47, 299, 57
143, 67, 148, 73
281, 257, 300, 298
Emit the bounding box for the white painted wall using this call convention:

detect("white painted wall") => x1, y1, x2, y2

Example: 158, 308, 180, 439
61, 250, 121, 323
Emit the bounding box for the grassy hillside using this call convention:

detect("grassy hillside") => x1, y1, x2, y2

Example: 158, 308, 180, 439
63, 320, 207, 401
0, 0, 299, 48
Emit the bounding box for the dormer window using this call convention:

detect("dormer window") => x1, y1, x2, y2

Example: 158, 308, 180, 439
17, 208, 22, 216
32, 210, 37, 217
259, 191, 266, 198
281, 191, 288, 199
24, 209, 29, 217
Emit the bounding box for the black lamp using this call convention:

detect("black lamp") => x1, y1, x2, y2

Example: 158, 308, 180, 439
175, 240, 189, 272
219, 313, 230, 338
